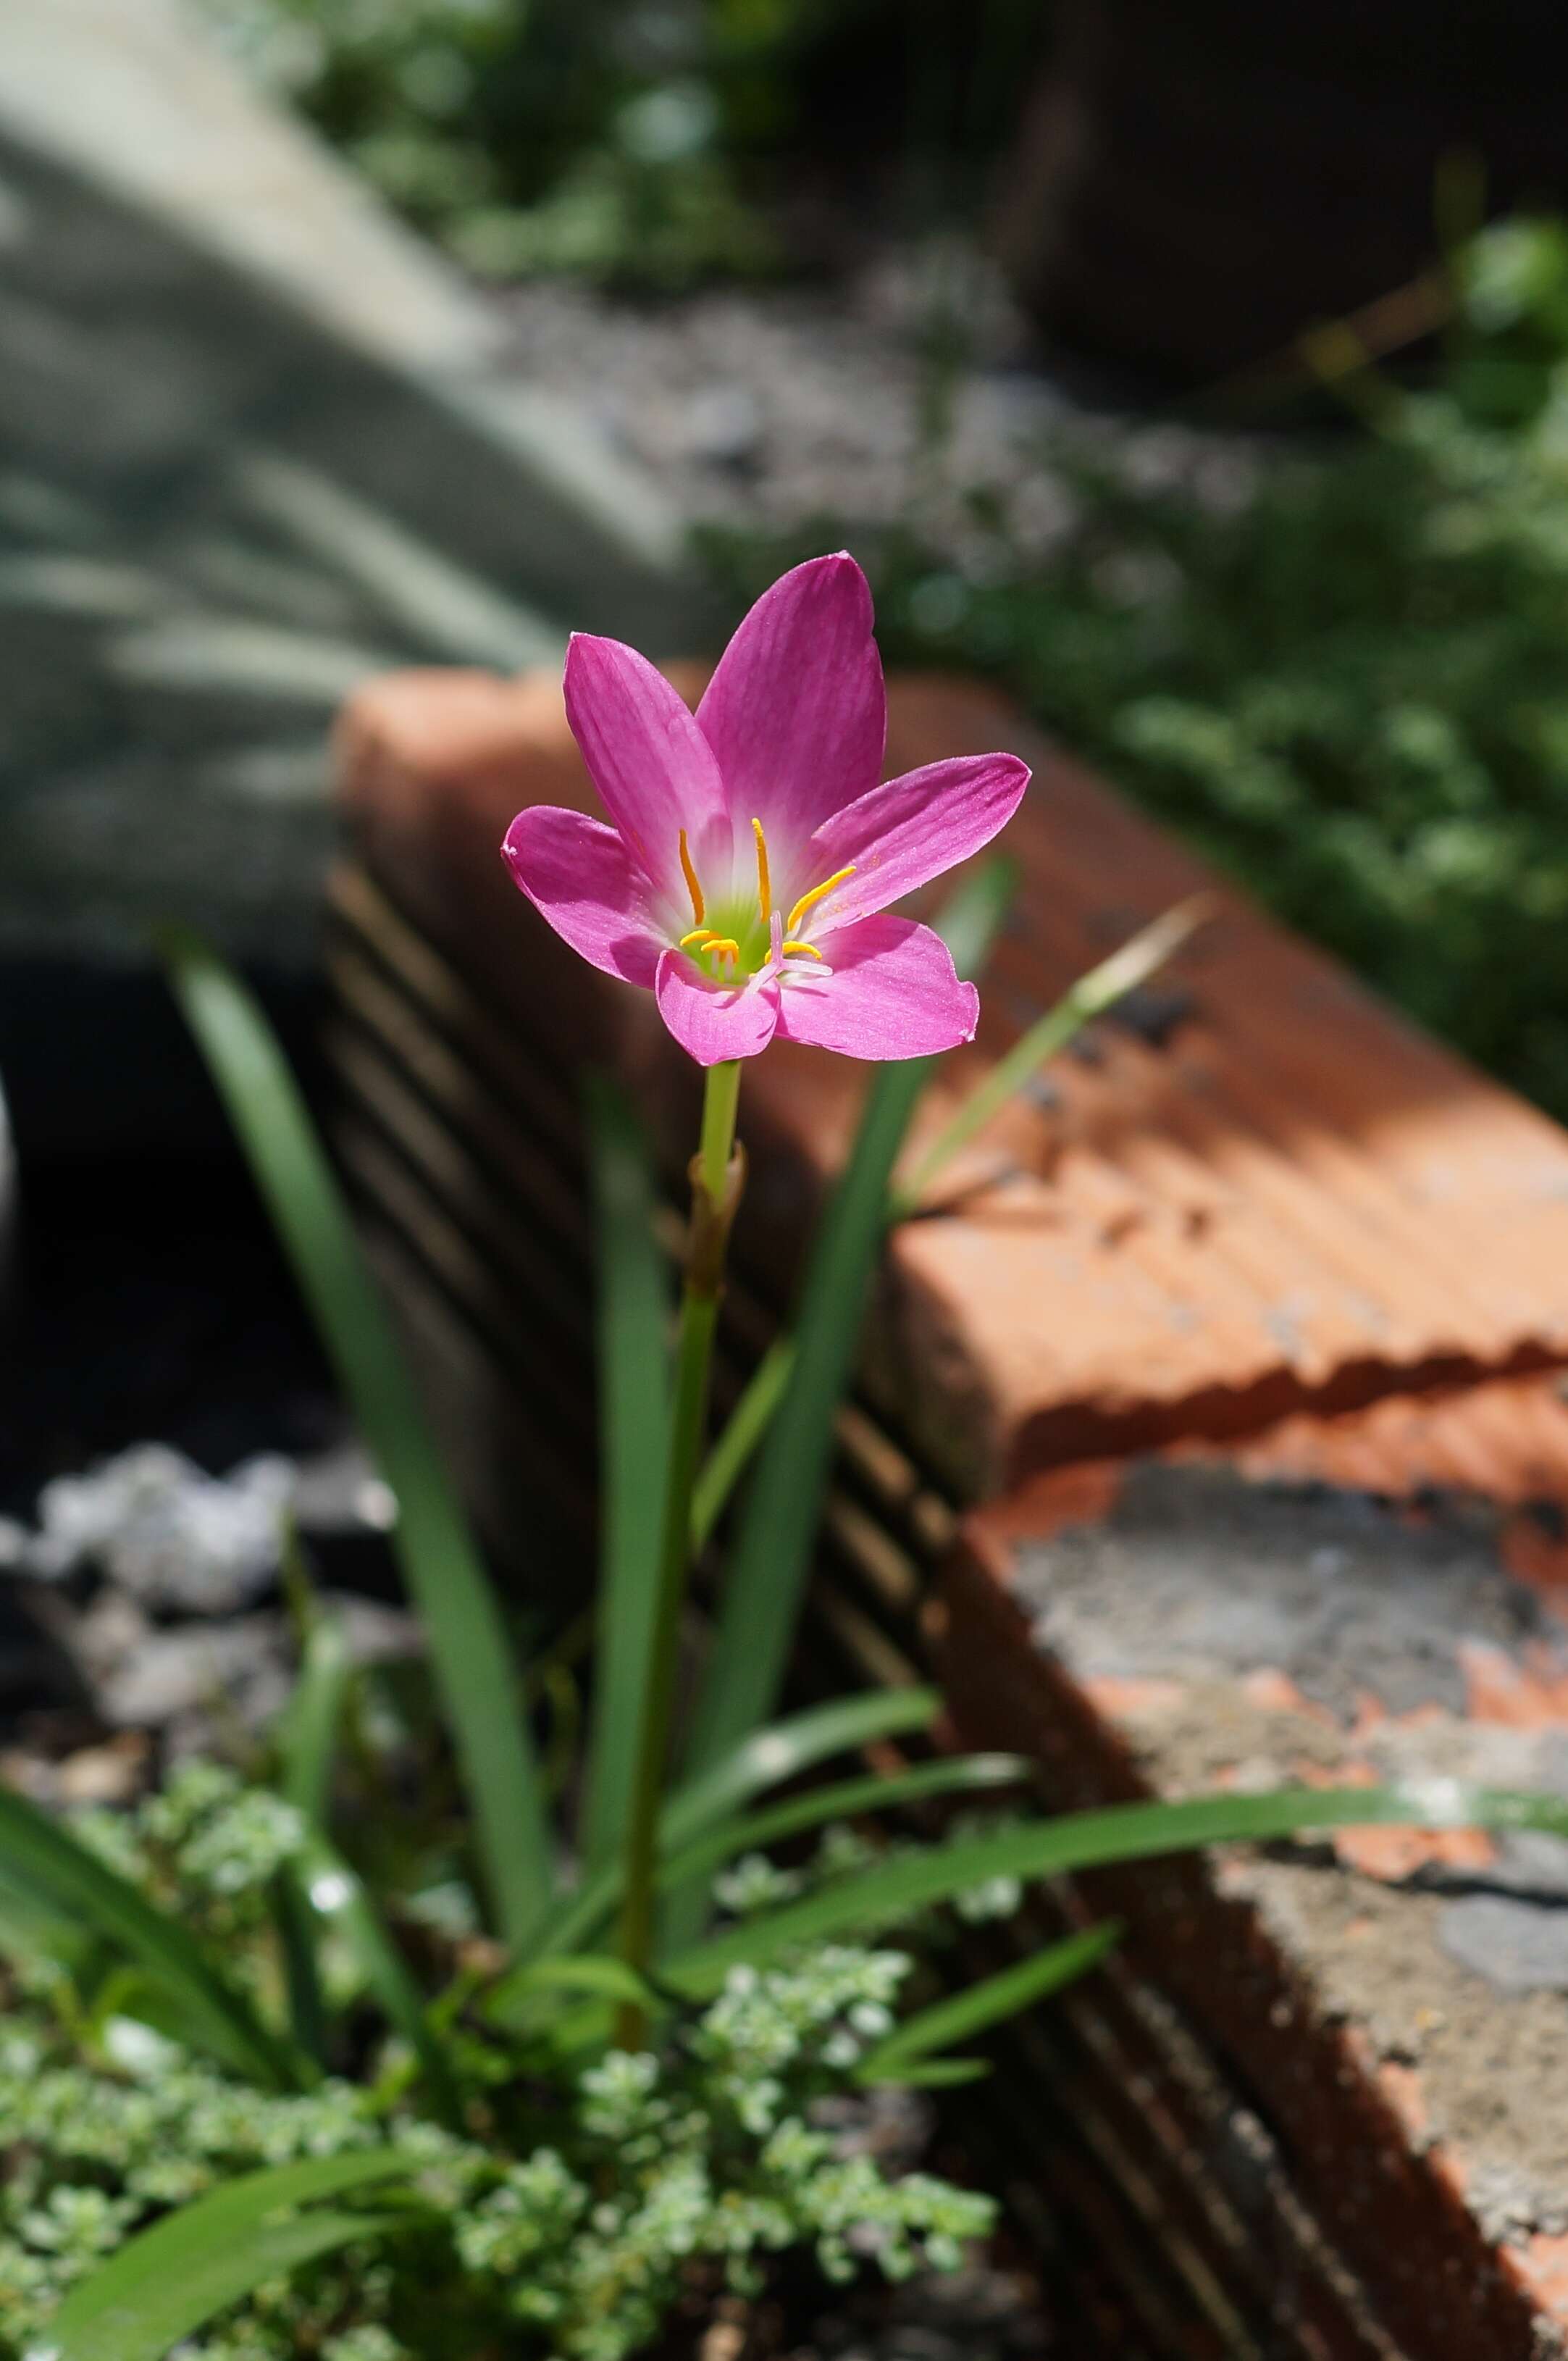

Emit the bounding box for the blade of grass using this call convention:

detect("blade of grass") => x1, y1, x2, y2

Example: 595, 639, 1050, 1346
690, 1336, 794, 1553
0, 1783, 299, 2087
662, 1687, 944, 1850
274, 1609, 351, 2063
889, 895, 1213, 1219
46, 2151, 419, 2361
279, 1604, 351, 1828
293, 1834, 463, 2124
496, 1953, 656, 2012
273, 1527, 461, 2116
663, 1782, 1568, 1995
274, 1876, 328, 2070
693, 893, 1207, 1543
490, 1689, 943, 2000
683, 861, 1014, 1780
516, 1752, 1030, 1967
651, 1752, 1029, 1932
580, 1073, 674, 1871
162, 928, 553, 1950
884, 2055, 991, 2087
856, 1923, 1121, 2082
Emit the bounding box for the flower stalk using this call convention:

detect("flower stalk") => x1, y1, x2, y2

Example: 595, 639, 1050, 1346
615, 1060, 745, 2044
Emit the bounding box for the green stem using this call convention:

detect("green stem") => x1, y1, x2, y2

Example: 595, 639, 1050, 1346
615, 1061, 744, 2044
697, 1057, 742, 1200
689, 1337, 795, 1553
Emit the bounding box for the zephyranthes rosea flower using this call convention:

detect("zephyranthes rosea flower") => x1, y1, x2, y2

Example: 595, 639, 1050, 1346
502, 554, 1030, 1066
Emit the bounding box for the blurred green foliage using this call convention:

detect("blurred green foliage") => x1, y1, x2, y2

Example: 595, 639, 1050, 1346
196, 0, 1043, 286
712, 217, 1568, 1116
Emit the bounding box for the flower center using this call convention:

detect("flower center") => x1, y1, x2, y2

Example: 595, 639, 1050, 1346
676, 822, 855, 985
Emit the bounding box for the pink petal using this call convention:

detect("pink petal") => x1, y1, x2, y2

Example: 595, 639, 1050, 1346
774, 916, 978, 1061
696, 554, 886, 844
804, 752, 1030, 924
565, 635, 728, 896
655, 950, 781, 1066
503, 805, 662, 987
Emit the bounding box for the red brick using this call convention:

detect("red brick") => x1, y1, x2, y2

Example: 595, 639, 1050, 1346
335, 665, 1568, 1498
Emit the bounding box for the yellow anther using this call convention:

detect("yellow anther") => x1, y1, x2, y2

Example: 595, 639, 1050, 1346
679, 927, 714, 950
781, 939, 824, 960
786, 864, 855, 935
705, 937, 741, 965
751, 816, 772, 921
678, 828, 705, 926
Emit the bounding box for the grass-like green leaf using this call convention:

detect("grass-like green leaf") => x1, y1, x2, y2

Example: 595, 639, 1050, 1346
656, 1754, 1029, 1929
0, 1783, 299, 2088
856, 1922, 1121, 2083
162, 928, 553, 1951
0, 1858, 92, 1974
293, 1834, 463, 2125
690, 886, 1193, 1542
537, 1753, 1029, 1960
496, 1952, 657, 2011
661, 1687, 944, 1850
580, 1073, 674, 1871
663, 1782, 1568, 1994
881, 2056, 991, 2088
274, 1610, 351, 2063
492, 1689, 942, 2003
45, 2151, 419, 2361
690, 1337, 794, 1553
682, 861, 1014, 1779
279, 1608, 351, 1829
889, 895, 1212, 1219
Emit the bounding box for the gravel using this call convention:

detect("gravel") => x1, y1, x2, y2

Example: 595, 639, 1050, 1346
493, 246, 1081, 564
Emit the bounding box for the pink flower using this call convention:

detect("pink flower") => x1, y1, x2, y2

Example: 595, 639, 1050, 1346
501, 553, 1030, 1066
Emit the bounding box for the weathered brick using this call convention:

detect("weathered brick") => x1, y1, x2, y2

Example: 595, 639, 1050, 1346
335, 664, 1568, 1497
934, 1446, 1568, 2361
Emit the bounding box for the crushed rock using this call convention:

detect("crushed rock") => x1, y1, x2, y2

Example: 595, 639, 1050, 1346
493, 246, 1259, 574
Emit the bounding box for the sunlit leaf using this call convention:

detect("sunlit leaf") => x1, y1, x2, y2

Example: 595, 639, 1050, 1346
162, 929, 553, 1950
663, 1781, 1568, 1993
274, 1610, 351, 2064
889, 895, 1213, 1217
690, 1337, 793, 1553
857, 1923, 1120, 2081
493, 1690, 942, 1999
656, 1753, 1030, 1934
44, 2151, 419, 2361
580, 1074, 674, 1871
683, 861, 1014, 1778
0, 1784, 298, 2089
879, 2055, 991, 2087
293, 1834, 463, 2123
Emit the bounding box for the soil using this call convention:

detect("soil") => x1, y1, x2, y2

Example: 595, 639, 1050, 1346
492, 249, 1258, 574
680, 2252, 1058, 2361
